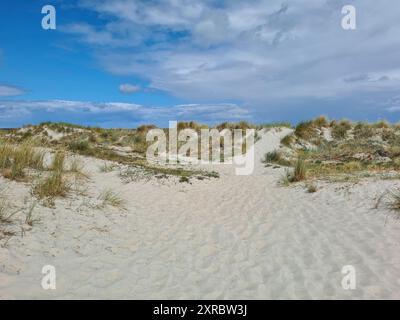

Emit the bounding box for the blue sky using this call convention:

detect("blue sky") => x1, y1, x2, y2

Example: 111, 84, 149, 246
1, 0, 400, 127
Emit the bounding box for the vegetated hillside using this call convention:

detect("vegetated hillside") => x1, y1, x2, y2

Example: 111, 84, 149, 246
263, 117, 400, 182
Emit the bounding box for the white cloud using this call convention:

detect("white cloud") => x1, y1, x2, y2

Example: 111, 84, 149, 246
61, 0, 400, 109
119, 83, 141, 94
0, 100, 250, 127
0, 85, 25, 97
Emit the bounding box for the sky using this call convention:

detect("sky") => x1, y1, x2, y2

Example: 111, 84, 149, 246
1, 0, 400, 128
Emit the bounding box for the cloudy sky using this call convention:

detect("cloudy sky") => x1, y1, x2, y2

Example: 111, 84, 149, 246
1, 0, 400, 127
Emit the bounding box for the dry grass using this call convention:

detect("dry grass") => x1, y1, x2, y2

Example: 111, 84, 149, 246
294, 121, 316, 140
33, 152, 70, 200
0, 191, 19, 245
291, 158, 307, 182
33, 171, 70, 200
331, 120, 351, 140
385, 189, 400, 216
262, 151, 291, 166
0, 141, 45, 180
281, 134, 295, 147
280, 158, 308, 184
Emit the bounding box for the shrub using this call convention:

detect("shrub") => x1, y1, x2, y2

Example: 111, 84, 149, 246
263, 151, 282, 163
68, 140, 89, 152
137, 124, 157, 133
281, 134, 295, 147
313, 116, 329, 128
331, 120, 351, 139
306, 183, 317, 193
374, 120, 390, 129
353, 122, 374, 139
294, 121, 316, 140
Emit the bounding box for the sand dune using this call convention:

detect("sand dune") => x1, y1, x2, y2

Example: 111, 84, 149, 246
1, 128, 400, 299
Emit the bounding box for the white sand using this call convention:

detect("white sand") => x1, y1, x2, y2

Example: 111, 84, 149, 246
1, 128, 400, 299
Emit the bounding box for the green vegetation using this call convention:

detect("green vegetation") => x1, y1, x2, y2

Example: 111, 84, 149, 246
272, 117, 400, 184
97, 189, 125, 209
33, 152, 70, 200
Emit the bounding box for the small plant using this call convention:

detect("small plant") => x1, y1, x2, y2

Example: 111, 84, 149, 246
68, 157, 87, 178
278, 171, 291, 186
385, 188, 400, 216
292, 158, 307, 181
374, 120, 390, 129
68, 140, 89, 152
331, 120, 351, 140
25, 202, 38, 226
306, 182, 317, 193
294, 121, 316, 140
179, 176, 190, 183
263, 151, 281, 163
50, 152, 65, 172
0, 195, 16, 224
33, 171, 70, 199
99, 162, 115, 173
98, 189, 125, 209
0, 142, 45, 180
313, 116, 329, 128
353, 122, 374, 139
281, 134, 294, 147
281, 158, 307, 184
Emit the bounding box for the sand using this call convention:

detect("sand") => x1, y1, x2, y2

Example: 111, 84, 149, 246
1, 128, 400, 299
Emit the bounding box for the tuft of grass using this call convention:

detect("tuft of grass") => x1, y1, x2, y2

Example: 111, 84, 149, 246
0, 142, 45, 180
385, 189, 400, 216
259, 122, 292, 129
179, 176, 190, 183
281, 134, 295, 147
312, 116, 329, 128
353, 122, 374, 139
68, 156, 87, 179
281, 158, 308, 185
278, 170, 291, 186
98, 189, 125, 209
331, 119, 351, 140
68, 140, 89, 152
0, 195, 16, 224
291, 158, 307, 182
33, 170, 70, 199
263, 150, 291, 166
263, 151, 281, 163
306, 182, 317, 193
294, 121, 316, 140
34, 152, 69, 200
374, 120, 390, 129
25, 202, 38, 226
99, 162, 116, 173
49, 152, 65, 172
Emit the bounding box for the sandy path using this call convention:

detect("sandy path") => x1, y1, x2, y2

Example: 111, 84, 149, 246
1, 129, 400, 299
